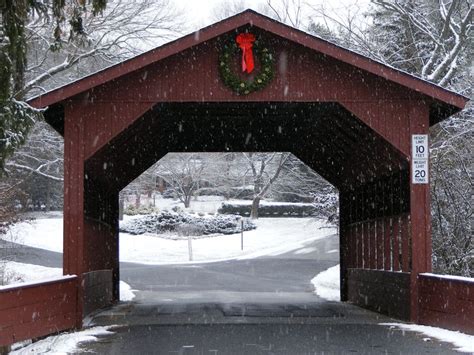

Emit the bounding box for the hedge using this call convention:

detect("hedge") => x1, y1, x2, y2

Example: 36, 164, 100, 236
218, 202, 317, 217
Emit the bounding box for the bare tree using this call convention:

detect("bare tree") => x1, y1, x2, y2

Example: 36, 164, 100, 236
24, 0, 184, 97
2, 0, 185, 216
308, 0, 472, 87
5, 121, 63, 182
430, 104, 473, 277
261, 0, 305, 28
211, 0, 247, 22
243, 152, 290, 219
155, 153, 209, 209
308, 0, 473, 276
372, 0, 472, 86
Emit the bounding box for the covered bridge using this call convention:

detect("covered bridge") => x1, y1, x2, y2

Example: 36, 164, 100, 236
1, 9, 471, 347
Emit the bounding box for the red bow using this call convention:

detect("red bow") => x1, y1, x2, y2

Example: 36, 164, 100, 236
236, 33, 256, 74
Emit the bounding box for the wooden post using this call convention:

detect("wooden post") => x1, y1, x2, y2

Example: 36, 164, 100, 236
241, 219, 244, 251
339, 191, 349, 301
408, 101, 432, 322
188, 235, 193, 261
63, 109, 85, 329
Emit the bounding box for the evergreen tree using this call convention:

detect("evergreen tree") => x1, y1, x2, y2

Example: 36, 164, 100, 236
0, 0, 108, 174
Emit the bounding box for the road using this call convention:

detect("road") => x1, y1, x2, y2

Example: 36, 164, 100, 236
120, 233, 339, 297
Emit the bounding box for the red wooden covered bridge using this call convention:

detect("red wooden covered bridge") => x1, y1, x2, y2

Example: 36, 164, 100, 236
1, 10, 472, 346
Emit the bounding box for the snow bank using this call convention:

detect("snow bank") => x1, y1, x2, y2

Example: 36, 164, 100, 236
311, 264, 340, 301
10, 326, 115, 354
381, 323, 474, 353
120, 281, 136, 301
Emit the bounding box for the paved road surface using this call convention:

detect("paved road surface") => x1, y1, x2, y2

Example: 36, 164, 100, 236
119, 233, 338, 298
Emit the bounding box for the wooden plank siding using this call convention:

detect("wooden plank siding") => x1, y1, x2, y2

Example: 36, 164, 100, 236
418, 274, 474, 334
0, 277, 78, 347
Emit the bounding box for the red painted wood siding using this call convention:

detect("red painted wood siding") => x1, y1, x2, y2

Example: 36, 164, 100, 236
0, 276, 78, 347
418, 274, 474, 334
65, 36, 425, 160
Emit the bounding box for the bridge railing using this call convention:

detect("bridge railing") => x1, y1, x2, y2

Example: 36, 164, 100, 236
0, 275, 78, 347
418, 273, 474, 334
345, 213, 411, 272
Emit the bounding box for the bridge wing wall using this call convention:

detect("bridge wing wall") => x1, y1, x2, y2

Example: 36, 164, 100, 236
0, 276, 78, 347
418, 274, 474, 334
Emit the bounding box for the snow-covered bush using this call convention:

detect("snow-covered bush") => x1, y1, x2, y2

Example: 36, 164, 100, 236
0, 261, 23, 286
120, 211, 256, 236
124, 205, 159, 216
176, 223, 205, 236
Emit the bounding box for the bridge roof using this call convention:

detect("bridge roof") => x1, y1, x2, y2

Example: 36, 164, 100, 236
29, 9, 468, 122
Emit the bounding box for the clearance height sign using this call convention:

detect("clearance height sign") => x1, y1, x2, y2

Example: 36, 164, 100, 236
412, 134, 429, 184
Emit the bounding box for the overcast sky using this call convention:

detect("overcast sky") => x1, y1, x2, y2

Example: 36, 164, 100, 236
172, 0, 370, 29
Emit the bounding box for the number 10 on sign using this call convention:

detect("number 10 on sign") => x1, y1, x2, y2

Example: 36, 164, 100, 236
412, 134, 429, 184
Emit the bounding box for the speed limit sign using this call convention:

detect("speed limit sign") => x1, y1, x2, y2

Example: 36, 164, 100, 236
412, 134, 429, 184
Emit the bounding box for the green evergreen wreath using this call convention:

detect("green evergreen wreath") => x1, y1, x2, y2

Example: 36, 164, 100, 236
219, 37, 274, 95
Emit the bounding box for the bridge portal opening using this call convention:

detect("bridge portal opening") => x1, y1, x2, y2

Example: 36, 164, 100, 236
80, 101, 411, 318
116, 150, 340, 309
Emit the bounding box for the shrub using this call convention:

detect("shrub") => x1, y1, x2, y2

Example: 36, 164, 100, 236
124, 205, 159, 216
218, 202, 317, 217
120, 211, 256, 236
176, 223, 205, 237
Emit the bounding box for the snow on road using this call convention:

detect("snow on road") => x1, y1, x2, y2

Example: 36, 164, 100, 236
380, 323, 474, 353
6, 216, 335, 264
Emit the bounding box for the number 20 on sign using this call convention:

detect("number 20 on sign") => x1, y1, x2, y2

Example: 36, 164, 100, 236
412, 134, 429, 184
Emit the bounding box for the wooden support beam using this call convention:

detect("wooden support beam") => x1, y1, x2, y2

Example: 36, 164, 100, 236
63, 106, 85, 329
408, 101, 432, 322
384, 218, 391, 271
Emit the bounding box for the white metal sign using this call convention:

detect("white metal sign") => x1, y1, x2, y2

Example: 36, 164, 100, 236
412, 134, 429, 184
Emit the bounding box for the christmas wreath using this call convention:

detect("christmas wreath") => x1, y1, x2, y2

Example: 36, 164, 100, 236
219, 33, 274, 95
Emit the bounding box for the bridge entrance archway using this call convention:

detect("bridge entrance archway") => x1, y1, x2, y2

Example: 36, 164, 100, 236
30, 10, 467, 328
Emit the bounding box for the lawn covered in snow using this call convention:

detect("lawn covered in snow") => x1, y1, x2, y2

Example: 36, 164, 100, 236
6, 215, 335, 264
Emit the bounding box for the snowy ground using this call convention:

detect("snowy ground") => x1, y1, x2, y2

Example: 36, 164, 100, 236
9, 326, 116, 355
6, 215, 335, 264
311, 264, 340, 301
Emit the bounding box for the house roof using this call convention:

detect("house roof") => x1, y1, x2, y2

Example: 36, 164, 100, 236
28, 9, 468, 118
